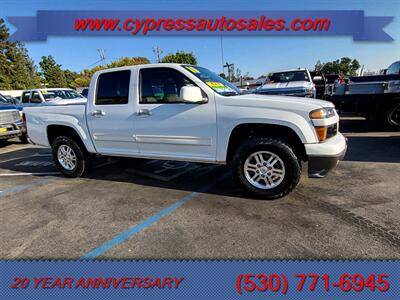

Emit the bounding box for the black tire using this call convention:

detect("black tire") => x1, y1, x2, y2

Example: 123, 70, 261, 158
52, 136, 89, 177
19, 133, 29, 144
379, 102, 400, 131
232, 137, 301, 199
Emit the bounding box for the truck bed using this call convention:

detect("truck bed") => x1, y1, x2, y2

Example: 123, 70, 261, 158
24, 102, 89, 148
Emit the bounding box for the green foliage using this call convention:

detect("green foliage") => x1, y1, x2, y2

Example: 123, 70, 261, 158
315, 57, 361, 76
161, 51, 197, 65
72, 56, 150, 87
39, 55, 68, 88
63, 69, 79, 88
0, 18, 40, 89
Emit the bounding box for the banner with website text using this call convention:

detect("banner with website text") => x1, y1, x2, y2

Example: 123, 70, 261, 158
7, 10, 394, 41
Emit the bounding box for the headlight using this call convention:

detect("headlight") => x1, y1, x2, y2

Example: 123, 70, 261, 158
309, 108, 337, 142
309, 107, 336, 119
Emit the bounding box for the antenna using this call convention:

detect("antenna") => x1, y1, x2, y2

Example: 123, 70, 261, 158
152, 46, 163, 63
220, 36, 225, 74
97, 49, 106, 66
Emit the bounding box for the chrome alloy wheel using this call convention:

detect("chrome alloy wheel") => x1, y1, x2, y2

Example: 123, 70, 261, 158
244, 151, 286, 189
57, 145, 77, 171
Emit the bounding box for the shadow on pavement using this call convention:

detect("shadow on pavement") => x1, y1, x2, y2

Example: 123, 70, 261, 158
344, 135, 400, 163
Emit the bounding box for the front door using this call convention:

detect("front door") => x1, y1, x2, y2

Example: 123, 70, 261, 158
133, 67, 217, 161
87, 69, 139, 155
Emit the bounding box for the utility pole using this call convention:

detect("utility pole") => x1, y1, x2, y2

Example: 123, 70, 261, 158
223, 62, 234, 82
153, 46, 163, 63
97, 49, 106, 66
220, 36, 224, 74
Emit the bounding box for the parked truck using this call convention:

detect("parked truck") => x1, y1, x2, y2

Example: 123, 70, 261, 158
255, 68, 317, 98
325, 61, 400, 130
24, 64, 347, 199
0, 93, 26, 143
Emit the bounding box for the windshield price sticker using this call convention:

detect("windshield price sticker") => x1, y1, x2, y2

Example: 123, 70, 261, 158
185, 66, 200, 73
206, 81, 226, 89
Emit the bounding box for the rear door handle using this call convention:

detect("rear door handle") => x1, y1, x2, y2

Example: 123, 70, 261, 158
92, 110, 106, 117
136, 109, 152, 116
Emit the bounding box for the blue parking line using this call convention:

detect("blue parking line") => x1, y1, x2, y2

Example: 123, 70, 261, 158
0, 177, 59, 198
81, 174, 227, 259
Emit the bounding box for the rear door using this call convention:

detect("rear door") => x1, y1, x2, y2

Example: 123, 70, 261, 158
86, 69, 139, 155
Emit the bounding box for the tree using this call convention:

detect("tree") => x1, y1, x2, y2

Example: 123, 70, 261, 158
39, 55, 68, 88
314, 60, 323, 72
161, 51, 197, 65
63, 69, 79, 88
0, 18, 40, 89
315, 57, 361, 76
73, 56, 150, 87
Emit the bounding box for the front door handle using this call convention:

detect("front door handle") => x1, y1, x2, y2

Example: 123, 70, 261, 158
92, 110, 106, 117
136, 109, 152, 116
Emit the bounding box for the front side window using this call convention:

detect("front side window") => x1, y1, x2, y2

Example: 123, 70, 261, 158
96, 70, 131, 105
387, 61, 400, 75
31, 91, 41, 102
139, 68, 196, 104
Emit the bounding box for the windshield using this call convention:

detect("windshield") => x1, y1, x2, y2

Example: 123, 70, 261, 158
268, 71, 309, 83
0, 93, 9, 104
182, 65, 241, 96
42, 89, 84, 100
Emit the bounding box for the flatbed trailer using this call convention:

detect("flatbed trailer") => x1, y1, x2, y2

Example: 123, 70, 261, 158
326, 92, 400, 131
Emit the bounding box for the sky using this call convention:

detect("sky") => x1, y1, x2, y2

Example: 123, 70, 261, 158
1, 0, 399, 78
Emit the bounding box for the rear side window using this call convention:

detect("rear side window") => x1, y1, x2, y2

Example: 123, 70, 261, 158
22, 91, 30, 103
96, 70, 130, 105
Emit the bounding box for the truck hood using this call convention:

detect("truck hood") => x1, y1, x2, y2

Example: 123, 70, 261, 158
42, 98, 87, 105
259, 81, 313, 91
0, 104, 18, 111
224, 94, 334, 112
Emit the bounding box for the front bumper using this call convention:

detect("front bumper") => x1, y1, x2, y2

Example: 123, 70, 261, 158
0, 121, 24, 140
306, 133, 348, 178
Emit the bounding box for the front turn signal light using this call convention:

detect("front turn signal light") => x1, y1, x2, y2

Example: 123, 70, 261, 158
315, 126, 328, 142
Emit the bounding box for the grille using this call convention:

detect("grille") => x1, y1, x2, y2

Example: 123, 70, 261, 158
0, 110, 19, 125
258, 88, 306, 95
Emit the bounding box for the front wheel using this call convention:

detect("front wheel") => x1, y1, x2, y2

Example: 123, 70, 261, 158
232, 137, 301, 199
19, 133, 29, 144
52, 136, 89, 177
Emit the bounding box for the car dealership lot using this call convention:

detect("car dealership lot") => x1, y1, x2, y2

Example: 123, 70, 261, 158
1, 118, 400, 260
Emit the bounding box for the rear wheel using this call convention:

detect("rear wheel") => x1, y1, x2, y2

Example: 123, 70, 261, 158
379, 102, 400, 131
232, 137, 301, 199
52, 136, 89, 177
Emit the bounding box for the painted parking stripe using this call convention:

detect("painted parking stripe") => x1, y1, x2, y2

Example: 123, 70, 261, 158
81, 172, 229, 259
0, 153, 52, 164
0, 177, 59, 198
0, 172, 61, 177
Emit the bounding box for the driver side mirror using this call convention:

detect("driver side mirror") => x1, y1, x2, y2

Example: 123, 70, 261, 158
180, 86, 206, 103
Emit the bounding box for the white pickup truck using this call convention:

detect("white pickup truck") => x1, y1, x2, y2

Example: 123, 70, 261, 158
25, 63, 347, 199
256, 68, 317, 98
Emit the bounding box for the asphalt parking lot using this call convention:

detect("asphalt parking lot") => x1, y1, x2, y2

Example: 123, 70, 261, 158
1, 117, 400, 260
